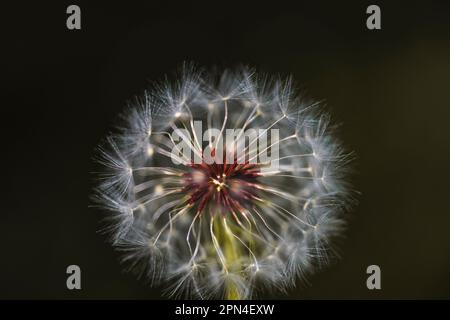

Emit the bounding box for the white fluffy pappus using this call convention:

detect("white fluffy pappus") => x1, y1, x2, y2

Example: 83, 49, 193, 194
92, 64, 356, 299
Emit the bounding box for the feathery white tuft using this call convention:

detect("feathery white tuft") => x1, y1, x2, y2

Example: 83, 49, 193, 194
93, 65, 355, 299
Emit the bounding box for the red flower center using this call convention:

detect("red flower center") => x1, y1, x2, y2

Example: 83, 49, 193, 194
183, 148, 261, 216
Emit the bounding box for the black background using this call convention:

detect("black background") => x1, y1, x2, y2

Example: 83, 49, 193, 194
2, 0, 450, 299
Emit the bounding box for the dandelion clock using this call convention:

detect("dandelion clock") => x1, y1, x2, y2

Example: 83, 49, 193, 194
92, 65, 355, 299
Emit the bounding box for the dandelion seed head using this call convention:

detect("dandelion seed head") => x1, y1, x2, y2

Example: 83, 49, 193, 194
92, 64, 356, 299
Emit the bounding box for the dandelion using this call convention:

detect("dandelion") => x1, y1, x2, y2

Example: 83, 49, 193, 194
92, 65, 355, 299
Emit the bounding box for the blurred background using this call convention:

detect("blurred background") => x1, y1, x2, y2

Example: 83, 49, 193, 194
1, 0, 450, 299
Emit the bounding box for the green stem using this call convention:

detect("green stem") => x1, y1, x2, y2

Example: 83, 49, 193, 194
214, 216, 243, 300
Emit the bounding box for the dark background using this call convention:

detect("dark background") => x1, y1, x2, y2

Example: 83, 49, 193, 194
1, 0, 450, 299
